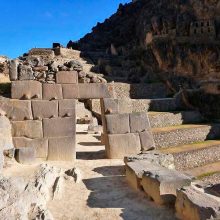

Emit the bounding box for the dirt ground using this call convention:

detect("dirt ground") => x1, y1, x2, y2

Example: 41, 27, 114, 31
47, 125, 177, 220
2, 125, 177, 220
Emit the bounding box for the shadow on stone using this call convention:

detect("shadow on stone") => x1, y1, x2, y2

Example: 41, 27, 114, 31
83, 174, 177, 220
76, 150, 105, 160
93, 165, 125, 177
78, 141, 102, 146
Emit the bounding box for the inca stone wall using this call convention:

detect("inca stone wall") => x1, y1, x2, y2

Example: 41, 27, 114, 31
101, 98, 155, 159
7, 49, 112, 162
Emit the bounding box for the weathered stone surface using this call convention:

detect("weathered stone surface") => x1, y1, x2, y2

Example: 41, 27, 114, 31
124, 151, 175, 169
48, 137, 75, 161
32, 100, 58, 119
153, 124, 220, 149
0, 116, 13, 150
129, 112, 150, 133
126, 161, 162, 191
42, 84, 63, 100
43, 118, 75, 137
18, 64, 34, 80
29, 48, 55, 59
0, 150, 4, 171
106, 133, 141, 159
105, 113, 130, 134
0, 99, 33, 121
9, 59, 18, 81
112, 83, 168, 99
58, 99, 76, 117
11, 121, 43, 139
62, 84, 79, 99
32, 66, 48, 72
149, 111, 204, 128
78, 84, 111, 99
176, 185, 220, 220
56, 71, 78, 84
13, 137, 48, 158
118, 99, 132, 113
101, 98, 119, 114
11, 81, 42, 100
139, 129, 155, 151
141, 168, 192, 205
0, 164, 64, 219
15, 147, 36, 164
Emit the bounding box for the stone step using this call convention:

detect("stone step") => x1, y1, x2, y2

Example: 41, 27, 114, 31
112, 82, 170, 99
87, 98, 178, 119
152, 124, 220, 149
185, 161, 220, 178
148, 111, 205, 128
148, 98, 177, 112
160, 140, 220, 170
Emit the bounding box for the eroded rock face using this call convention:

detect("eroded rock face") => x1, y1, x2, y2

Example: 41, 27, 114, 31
78, 0, 220, 85
0, 164, 81, 220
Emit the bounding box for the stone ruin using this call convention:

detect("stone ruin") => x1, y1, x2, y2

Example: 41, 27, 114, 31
0, 47, 113, 167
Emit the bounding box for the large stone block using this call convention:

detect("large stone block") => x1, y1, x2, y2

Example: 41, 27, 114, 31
11, 81, 42, 100
0, 99, 33, 121
9, 59, 18, 81
139, 129, 155, 151
56, 71, 78, 84
11, 121, 43, 139
176, 185, 220, 220
126, 161, 162, 191
29, 48, 55, 59
15, 147, 36, 164
0, 116, 13, 150
18, 64, 34, 80
32, 100, 58, 119
42, 84, 63, 100
62, 84, 79, 99
58, 99, 76, 117
78, 84, 110, 99
13, 137, 48, 158
129, 112, 150, 133
118, 99, 133, 113
106, 133, 141, 159
141, 168, 192, 205
100, 98, 119, 115
48, 137, 75, 161
105, 114, 130, 134
124, 151, 175, 169
43, 117, 75, 137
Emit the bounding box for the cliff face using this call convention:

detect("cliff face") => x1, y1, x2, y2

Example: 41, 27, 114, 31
77, 0, 220, 87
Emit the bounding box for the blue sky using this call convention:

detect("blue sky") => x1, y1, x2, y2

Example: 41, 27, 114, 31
0, 0, 130, 58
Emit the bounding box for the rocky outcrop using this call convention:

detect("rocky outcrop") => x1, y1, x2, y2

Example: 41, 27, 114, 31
76, 0, 220, 86
0, 114, 14, 171
0, 164, 81, 219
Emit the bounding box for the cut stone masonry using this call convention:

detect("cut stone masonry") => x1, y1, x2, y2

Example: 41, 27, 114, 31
101, 98, 156, 159
8, 61, 112, 162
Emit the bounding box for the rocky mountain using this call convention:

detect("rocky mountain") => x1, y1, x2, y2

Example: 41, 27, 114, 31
69, 0, 220, 91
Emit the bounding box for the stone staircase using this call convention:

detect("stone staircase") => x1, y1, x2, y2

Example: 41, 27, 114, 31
80, 49, 220, 180
80, 49, 220, 218
148, 106, 220, 176
125, 100, 220, 219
